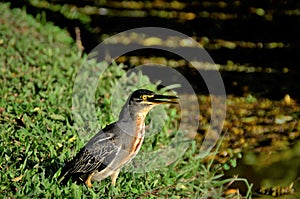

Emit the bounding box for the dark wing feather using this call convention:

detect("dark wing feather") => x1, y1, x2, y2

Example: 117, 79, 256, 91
59, 130, 119, 184
71, 136, 117, 173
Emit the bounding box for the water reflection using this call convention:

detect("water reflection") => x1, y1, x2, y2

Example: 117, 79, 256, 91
225, 141, 300, 198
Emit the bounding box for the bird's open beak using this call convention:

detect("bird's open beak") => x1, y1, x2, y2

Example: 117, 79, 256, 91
147, 94, 179, 104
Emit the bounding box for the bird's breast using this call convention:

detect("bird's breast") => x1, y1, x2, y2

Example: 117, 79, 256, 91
131, 117, 146, 154
118, 120, 145, 167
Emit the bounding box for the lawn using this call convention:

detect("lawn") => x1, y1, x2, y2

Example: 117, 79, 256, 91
0, 3, 252, 198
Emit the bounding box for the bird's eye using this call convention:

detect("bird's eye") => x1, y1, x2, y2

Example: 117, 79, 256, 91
141, 95, 147, 101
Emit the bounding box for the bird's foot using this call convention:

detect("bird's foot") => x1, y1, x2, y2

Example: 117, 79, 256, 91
85, 174, 94, 188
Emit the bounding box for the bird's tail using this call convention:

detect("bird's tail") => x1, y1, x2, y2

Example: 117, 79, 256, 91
58, 163, 87, 185
58, 164, 72, 185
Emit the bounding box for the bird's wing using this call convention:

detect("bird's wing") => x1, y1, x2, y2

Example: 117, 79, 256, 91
72, 134, 118, 173
61, 131, 120, 180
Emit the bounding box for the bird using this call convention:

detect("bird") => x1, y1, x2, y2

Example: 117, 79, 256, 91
58, 89, 179, 187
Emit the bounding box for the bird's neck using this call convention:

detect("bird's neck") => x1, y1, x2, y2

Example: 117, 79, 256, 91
118, 105, 147, 138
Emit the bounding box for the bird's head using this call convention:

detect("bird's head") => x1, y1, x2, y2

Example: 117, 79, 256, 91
119, 89, 179, 121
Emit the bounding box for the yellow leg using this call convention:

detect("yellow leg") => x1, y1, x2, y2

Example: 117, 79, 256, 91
85, 173, 94, 188
111, 169, 120, 186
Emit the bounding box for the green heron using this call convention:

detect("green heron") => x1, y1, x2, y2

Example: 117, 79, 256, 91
59, 89, 178, 187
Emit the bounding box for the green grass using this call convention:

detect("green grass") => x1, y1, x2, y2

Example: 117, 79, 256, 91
0, 3, 252, 198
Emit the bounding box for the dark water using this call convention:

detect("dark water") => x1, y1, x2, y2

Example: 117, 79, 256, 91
225, 141, 300, 198
8, 0, 299, 100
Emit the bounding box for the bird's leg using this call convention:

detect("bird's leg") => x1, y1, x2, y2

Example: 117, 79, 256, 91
85, 173, 94, 188
111, 169, 120, 186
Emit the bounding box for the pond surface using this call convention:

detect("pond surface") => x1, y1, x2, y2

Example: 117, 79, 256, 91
224, 140, 300, 198
174, 93, 300, 197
